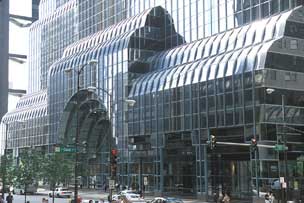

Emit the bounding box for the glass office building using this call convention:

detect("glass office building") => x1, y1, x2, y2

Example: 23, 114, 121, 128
2, 0, 304, 201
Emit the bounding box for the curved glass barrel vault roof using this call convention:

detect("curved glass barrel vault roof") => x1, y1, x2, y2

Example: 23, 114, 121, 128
48, 6, 181, 77
1, 90, 48, 149
57, 89, 112, 154
30, 0, 76, 30
2, 90, 47, 123
62, 6, 178, 58
129, 8, 296, 97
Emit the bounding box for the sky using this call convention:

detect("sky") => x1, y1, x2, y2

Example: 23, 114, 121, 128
8, 0, 32, 111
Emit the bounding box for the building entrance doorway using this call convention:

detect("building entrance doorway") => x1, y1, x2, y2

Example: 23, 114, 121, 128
208, 149, 252, 202
164, 132, 196, 195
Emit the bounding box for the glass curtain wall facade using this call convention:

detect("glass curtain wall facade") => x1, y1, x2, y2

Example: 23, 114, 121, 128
29, 0, 77, 93
48, 6, 181, 186
76, 0, 304, 48
127, 6, 304, 200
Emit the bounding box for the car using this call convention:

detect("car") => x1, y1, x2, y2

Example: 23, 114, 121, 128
116, 193, 145, 203
49, 187, 73, 198
112, 190, 138, 201
271, 179, 281, 190
82, 199, 108, 203
148, 197, 184, 203
124, 193, 145, 202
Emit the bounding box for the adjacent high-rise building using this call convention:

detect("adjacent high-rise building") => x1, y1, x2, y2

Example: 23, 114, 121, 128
2, 0, 304, 201
0, 0, 10, 123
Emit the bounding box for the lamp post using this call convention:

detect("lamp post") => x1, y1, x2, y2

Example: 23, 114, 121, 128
64, 59, 98, 203
266, 88, 288, 202
87, 86, 135, 201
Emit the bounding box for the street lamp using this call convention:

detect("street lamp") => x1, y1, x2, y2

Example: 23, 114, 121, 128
266, 88, 288, 202
64, 59, 98, 203
87, 86, 135, 201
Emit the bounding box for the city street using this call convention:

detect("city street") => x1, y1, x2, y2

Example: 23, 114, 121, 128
7, 194, 69, 203
4, 190, 206, 203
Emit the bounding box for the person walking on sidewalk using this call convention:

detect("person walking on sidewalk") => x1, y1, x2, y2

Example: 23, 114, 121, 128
222, 192, 230, 203
6, 193, 13, 203
0, 195, 4, 203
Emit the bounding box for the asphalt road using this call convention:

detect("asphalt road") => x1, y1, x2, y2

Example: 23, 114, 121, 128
4, 191, 206, 203
6, 194, 70, 203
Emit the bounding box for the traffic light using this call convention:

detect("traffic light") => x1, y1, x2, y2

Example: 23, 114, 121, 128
251, 138, 258, 152
208, 135, 217, 150
110, 149, 118, 177
211, 135, 216, 149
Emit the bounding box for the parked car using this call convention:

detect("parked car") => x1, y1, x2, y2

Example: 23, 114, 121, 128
148, 197, 184, 203
49, 187, 73, 198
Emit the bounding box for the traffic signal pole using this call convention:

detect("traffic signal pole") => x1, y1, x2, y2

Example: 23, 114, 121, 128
109, 149, 118, 201
214, 141, 275, 148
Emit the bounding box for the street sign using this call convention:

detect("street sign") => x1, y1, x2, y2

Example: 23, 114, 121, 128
55, 146, 76, 153
109, 179, 115, 189
280, 177, 285, 183
274, 144, 288, 151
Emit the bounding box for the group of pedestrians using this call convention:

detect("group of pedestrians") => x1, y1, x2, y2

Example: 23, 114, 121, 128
0, 193, 14, 203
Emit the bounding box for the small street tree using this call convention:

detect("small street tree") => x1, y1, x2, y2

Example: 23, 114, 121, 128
42, 153, 73, 203
0, 154, 15, 195
12, 149, 44, 203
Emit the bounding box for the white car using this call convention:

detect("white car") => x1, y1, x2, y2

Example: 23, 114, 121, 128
49, 188, 73, 198
149, 197, 184, 203
112, 190, 137, 201
124, 193, 145, 203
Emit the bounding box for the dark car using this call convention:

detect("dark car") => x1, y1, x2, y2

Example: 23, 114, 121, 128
149, 197, 184, 203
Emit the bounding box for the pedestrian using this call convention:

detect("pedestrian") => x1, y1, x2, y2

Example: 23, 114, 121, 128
268, 191, 274, 203
138, 190, 143, 198
213, 192, 219, 203
0, 195, 4, 203
78, 196, 82, 203
217, 192, 224, 203
222, 192, 230, 203
264, 194, 271, 203
121, 196, 130, 203
6, 192, 13, 203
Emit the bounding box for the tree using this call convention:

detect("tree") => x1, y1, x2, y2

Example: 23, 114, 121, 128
0, 154, 15, 194
12, 149, 44, 203
41, 153, 73, 203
